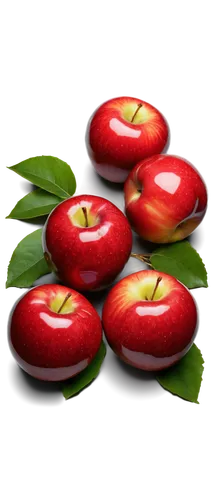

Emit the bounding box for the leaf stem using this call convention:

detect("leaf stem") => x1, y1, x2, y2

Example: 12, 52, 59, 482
131, 252, 153, 267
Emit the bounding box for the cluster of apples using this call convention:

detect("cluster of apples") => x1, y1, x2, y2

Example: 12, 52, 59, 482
9, 96, 207, 383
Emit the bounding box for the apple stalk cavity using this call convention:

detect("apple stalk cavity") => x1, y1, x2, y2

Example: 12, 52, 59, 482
149, 276, 162, 301
57, 292, 72, 314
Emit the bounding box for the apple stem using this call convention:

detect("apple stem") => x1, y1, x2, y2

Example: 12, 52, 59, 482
131, 103, 142, 123
57, 292, 72, 314
151, 277, 162, 301
82, 207, 89, 227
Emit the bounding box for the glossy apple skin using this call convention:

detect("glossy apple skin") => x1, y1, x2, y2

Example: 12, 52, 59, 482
124, 154, 207, 243
102, 270, 198, 371
43, 195, 132, 292
8, 284, 102, 381
86, 96, 169, 183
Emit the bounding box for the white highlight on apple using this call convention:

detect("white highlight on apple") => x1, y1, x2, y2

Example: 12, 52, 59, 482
154, 172, 181, 194
40, 312, 73, 329
175, 198, 207, 229
109, 118, 141, 138
77, 309, 92, 318
79, 222, 112, 242
31, 299, 46, 305
171, 152, 209, 201
136, 304, 170, 317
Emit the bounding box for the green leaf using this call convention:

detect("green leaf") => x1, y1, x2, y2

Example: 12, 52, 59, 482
156, 344, 204, 403
6, 228, 50, 288
6, 188, 62, 220
150, 241, 208, 289
7, 156, 76, 199
61, 341, 107, 400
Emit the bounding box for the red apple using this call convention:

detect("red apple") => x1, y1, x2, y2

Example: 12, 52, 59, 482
102, 270, 197, 371
43, 195, 132, 292
86, 96, 169, 183
124, 154, 207, 243
8, 284, 102, 381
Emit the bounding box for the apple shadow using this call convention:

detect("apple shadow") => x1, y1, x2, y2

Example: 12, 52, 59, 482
18, 180, 38, 194
9, 363, 62, 404
132, 235, 158, 255
8, 349, 191, 410
187, 224, 206, 251
102, 348, 166, 399
104, 348, 161, 398
79, 162, 124, 198
20, 215, 48, 226
84, 288, 109, 317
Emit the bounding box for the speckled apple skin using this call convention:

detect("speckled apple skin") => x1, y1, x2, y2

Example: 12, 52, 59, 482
86, 96, 169, 182
102, 270, 198, 371
124, 154, 207, 243
9, 284, 102, 381
43, 195, 133, 292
